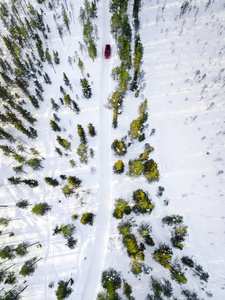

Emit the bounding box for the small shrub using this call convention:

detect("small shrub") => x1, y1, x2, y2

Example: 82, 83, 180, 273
77, 124, 87, 144
129, 159, 144, 177
132, 189, 153, 214
143, 159, 159, 182
113, 199, 131, 219
67, 176, 82, 189
16, 199, 29, 209
57, 136, 71, 150
118, 221, 132, 236
131, 260, 142, 276
101, 268, 121, 296
69, 159, 76, 167
162, 215, 183, 226
62, 185, 74, 197
81, 212, 95, 225
32, 203, 51, 216
153, 244, 173, 269
77, 143, 88, 164
20, 257, 38, 277
88, 123, 96, 136
113, 159, 124, 174
71, 213, 79, 220
60, 224, 76, 238
111, 138, 127, 156
55, 279, 73, 300
66, 236, 77, 249
122, 234, 139, 258
181, 256, 194, 268
50, 119, 61, 132
138, 223, 155, 247
170, 265, 187, 284
44, 177, 59, 187
27, 158, 42, 170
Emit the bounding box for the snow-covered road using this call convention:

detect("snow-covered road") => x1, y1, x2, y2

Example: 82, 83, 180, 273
79, 0, 112, 298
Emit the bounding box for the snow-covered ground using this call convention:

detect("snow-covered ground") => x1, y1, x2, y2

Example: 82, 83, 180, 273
0, 0, 225, 299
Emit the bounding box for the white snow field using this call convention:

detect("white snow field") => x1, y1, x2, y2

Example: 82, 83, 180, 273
0, 0, 225, 299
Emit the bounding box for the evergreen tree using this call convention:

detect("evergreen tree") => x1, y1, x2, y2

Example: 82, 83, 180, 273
56, 279, 73, 300
0, 127, 15, 142
35, 40, 45, 61
43, 72, 52, 84
67, 176, 82, 189
77, 124, 87, 144
50, 119, 61, 132
56, 135, 71, 150
27, 158, 42, 170
15, 242, 29, 257
77, 143, 88, 164
16, 199, 29, 209
0, 246, 15, 260
64, 94, 71, 105
22, 179, 39, 187
51, 98, 60, 111
71, 100, 80, 114
113, 159, 124, 174
63, 72, 71, 87
62, 4, 71, 34
80, 78, 92, 99
44, 177, 59, 187
45, 49, 55, 72
20, 257, 38, 277
88, 123, 96, 136
53, 50, 60, 64
4, 271, 18, 285
32, 203, 51, 216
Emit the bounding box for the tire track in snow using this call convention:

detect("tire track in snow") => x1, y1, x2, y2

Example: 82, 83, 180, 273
79, 0, 112, 298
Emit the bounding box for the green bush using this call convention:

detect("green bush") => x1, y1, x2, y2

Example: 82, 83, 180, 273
16, 199, 29, 209
62, 185, 74, 197
162, 215, 183, 226
132, 189, 153, 214
122, 234, 138, 258
27, 158, 42, 170
113, 159, 124, 174
131, 260, 142, 276
77, 124, 87, 144
181, 256, 194, 268
50, 119, 61, 132
118, 221, 132, 236
101, 268, 121, 296
57, 136, 71, 150
88, 123, 96, 136
44, 177, 59, 187
153, 244, 173, 269
67, 176, 82, 189
143, 159, 160, 182
66, 237, 77, 249
129, 159, 144, 177
71, 213, 79, 220
171, 225, 188, 249
77, 143, 88, 164
81, 212, 95, 225
20, 257, 38, 277
55, 279, 73, 300
111, 138, 127, 156
113, 199, 131, 219
32, 203, 51, 216
170, 265, 187, 284
138, 223, 155, 247
60, 224, 76, 238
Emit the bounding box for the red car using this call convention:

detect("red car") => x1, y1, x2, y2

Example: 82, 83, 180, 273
104, 44, 111, 59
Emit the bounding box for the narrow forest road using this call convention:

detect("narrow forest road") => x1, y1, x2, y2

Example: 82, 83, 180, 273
79, 0, 112, 299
